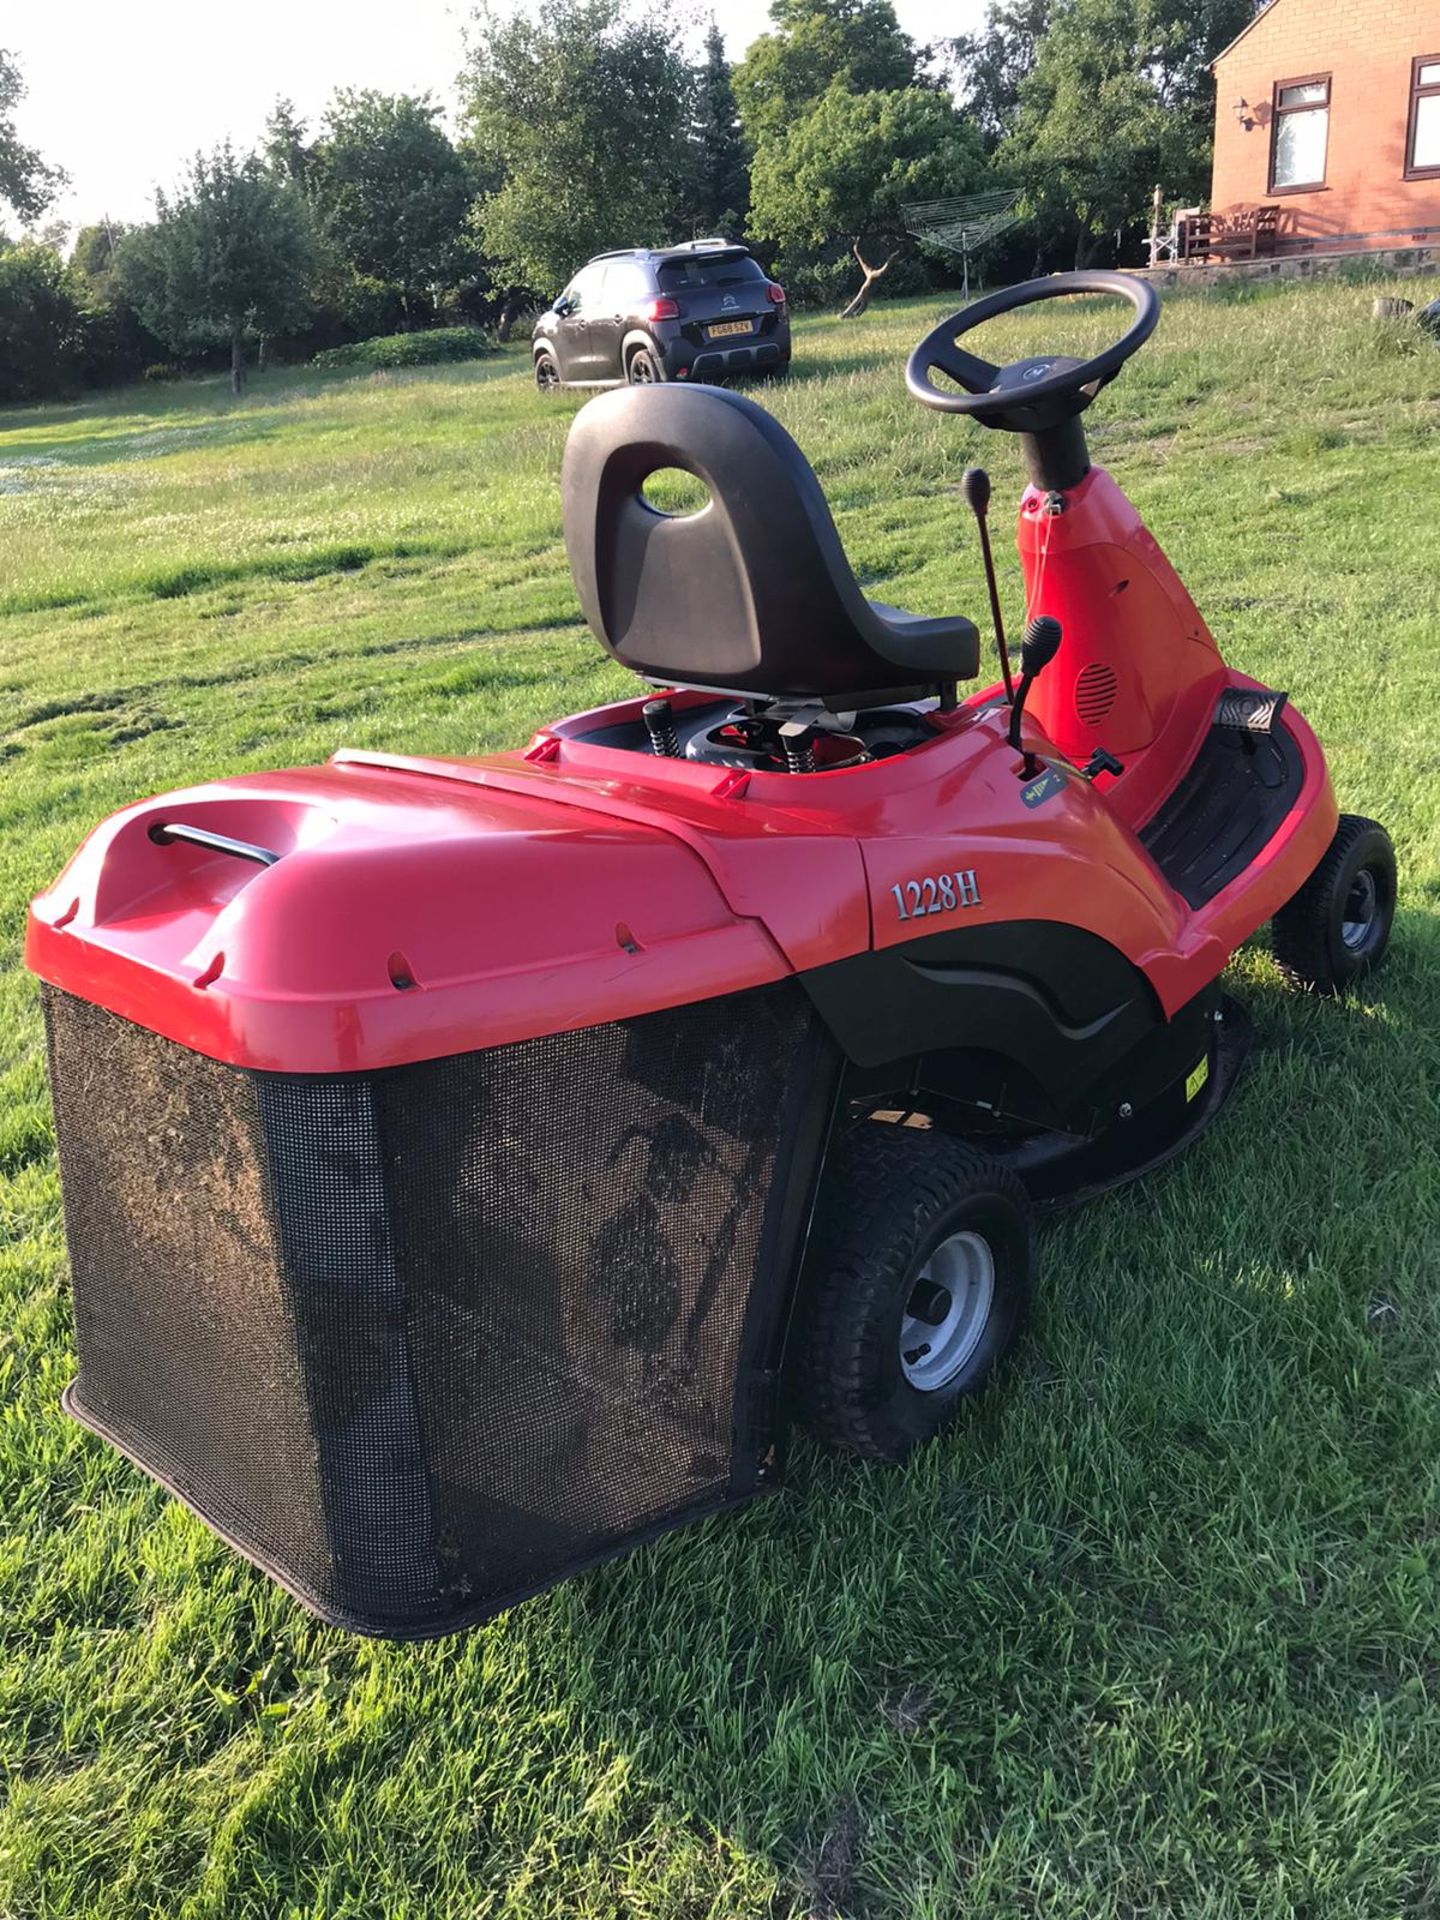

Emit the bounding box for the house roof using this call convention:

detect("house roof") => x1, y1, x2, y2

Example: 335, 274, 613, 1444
1211, 0, 1282, 69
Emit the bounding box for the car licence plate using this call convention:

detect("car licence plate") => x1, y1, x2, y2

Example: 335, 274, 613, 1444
707, 320, 752, 339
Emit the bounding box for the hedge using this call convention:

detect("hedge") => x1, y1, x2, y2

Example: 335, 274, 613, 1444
311, 327, 496, 372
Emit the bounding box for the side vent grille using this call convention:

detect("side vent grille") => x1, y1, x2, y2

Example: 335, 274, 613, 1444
1075, 662, 1118, 727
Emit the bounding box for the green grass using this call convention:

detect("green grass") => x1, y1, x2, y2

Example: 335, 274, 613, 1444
3, 279, 1440, 1919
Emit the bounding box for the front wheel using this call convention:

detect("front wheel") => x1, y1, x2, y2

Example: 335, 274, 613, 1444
534, 349, 560, 393
787, 1126, 1034, 1463
1272, 813, 1396, 993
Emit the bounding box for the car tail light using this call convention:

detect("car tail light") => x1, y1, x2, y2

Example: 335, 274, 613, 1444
644, 297, 681, 321
767, 284, 786, 306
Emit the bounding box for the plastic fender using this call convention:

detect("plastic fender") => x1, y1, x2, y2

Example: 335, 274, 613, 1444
337, 746, 874, 977
859, 731, 1200, 989
27, 764, 790, 1072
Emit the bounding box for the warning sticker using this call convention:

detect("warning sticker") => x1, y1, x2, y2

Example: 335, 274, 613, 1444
1020, 766, 1067, 810
1185, 1057, 1210, 1103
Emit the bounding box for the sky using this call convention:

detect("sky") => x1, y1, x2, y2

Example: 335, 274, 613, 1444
7, 0, 987, 235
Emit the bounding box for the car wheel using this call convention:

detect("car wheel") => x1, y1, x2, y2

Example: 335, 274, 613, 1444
1272, 813, 1396, 993
626, 345, 663, 385
534, 350, 560, 393
786, 1125, 1034, 1463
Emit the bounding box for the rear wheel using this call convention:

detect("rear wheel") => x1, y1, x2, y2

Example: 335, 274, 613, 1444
1272, 813, 1396, 993
534, 349, 560, 393
626, 345, 663, 385
787, 1126, 1033, 1463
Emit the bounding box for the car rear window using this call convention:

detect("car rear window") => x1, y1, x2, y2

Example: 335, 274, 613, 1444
657, 254, 766, 290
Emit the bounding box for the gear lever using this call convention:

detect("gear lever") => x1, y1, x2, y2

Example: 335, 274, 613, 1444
1009, 615, 1062, 777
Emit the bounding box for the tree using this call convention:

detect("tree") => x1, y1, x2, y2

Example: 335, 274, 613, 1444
263, 97, 313, 193
1150, 0, 1261, 147
460, 0, 693, 295
947, 0, 1052, 149
688, 19, 748, 238
312, 91, 475, 325
0, 240, 85, 402
957, 0, 1257, 151
1, 48, 66, 225
749, 85, 984, 314
70, 219, 166, 386
734, 0, 920, 149
71, 218, 129, 290
119, 145, 315, 393
998, 0, 1254, 267
959, 0, 1260, 264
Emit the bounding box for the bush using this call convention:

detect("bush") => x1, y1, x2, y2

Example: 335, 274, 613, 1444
141, 362, 183, 382
77, 303, 170, 389
311, 327, 495, 372
0, 242, 87, 403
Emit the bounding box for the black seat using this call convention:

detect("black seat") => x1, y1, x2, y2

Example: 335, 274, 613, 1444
561, 384, 979, 709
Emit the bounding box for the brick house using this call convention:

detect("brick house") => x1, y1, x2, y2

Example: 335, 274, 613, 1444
1210, 0, 1440, 255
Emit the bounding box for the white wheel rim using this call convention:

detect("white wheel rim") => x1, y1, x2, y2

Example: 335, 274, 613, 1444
899, 1230, 995, 1392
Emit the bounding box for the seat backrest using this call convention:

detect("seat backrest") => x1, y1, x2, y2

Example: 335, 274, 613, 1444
561, 383, 950, 704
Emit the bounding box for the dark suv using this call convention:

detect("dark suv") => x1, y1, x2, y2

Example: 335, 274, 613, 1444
532, 241, 790, 390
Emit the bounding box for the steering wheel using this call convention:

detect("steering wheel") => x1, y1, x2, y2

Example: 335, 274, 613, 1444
905, 271, 1160, 432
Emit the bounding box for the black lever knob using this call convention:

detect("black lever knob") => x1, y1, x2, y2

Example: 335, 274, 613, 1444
1019, 615, 1063, 680
961, 466, 991, 515
1009, 616, 1063, 775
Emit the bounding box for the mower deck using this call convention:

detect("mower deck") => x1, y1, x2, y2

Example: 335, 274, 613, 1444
981, 993, 1252, 1207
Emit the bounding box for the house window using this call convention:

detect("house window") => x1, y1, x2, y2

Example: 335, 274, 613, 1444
1270, 75, 1330, 191
1408, 56, 1440, 178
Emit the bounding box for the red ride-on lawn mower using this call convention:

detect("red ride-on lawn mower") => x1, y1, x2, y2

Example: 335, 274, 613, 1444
28, 273, 1396, 1638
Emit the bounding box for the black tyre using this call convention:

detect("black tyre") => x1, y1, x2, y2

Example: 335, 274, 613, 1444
534, 350, 560, 393
788, 1125, 1034, 1463
1271, 813, 1396, 993
626, 344, 663, 385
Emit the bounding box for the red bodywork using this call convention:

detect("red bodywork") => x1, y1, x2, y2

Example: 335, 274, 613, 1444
26, 463, 1337, 1074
